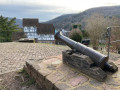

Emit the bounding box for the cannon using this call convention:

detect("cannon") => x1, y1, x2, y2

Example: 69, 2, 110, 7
55, 31, 118, 73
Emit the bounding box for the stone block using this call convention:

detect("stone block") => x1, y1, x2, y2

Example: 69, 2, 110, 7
54, 83, 71, 90
89, 79, 104, 87
69, 75, 88, 86
44, 78, 54, 90
46, 71, 65, 84
38, 68, 52, 77
74, 84, 98, 90
36, 73, 45, 88
82, 67, 107, 81
62, 50, 107, 81
23, 65, 31, 75
61, 70, 79, 82
57, 64, 70, 75
62, 50, 94, 69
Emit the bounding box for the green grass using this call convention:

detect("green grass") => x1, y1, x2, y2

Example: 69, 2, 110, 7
21, 77, 36, 86
0, 86, 6, 90
18, 69, 36, 86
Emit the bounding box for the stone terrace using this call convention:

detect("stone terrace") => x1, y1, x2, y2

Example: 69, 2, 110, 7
0, 42, 120, 90
0, 42, 69, 75
25, 55, 120, 90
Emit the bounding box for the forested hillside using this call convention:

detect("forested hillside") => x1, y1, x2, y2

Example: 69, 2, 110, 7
46, 5, 120, 30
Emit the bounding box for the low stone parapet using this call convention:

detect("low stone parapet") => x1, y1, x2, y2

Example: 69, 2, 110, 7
24, 55, 120, 90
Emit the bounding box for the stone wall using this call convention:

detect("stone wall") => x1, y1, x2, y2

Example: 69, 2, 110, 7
24, 55, 120, 90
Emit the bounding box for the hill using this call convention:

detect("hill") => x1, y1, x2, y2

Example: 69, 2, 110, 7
8, 18, 22, 28
15, 18, 22, 28
46, 5, 120, 30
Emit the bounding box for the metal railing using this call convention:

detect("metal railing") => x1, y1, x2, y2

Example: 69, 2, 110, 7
107, 26, 120, 57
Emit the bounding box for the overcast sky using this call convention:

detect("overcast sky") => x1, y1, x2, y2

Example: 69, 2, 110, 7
0, 0, 120, 22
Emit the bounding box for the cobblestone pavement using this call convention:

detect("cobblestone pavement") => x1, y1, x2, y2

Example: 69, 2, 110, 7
0, 42, 69, 75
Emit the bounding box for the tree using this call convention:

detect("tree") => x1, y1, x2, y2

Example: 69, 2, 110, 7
69, 29, 83, 42
109, 17, 120, 53
85, 13, 109, 50
0, 16, 18, 42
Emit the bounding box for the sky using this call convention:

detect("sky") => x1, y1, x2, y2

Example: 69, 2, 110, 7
0, 0, 120, 22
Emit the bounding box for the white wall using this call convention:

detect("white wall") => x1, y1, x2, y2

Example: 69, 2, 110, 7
24, 26, 55, 40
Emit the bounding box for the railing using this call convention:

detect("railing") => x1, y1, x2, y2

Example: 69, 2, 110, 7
107, 26, 120, 56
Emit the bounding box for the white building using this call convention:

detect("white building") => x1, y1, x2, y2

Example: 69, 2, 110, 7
23, 19, 55, 43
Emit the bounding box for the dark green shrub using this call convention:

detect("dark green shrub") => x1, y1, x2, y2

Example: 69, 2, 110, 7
78, 24, 81, 30
81, 30, 89, 38
69, 29, 82, 42
73, 25, 78, 29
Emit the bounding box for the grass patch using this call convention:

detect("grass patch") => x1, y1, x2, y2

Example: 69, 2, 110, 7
21, 77, 36, 86
0, 86, 6, 90
18, 68, 36, 86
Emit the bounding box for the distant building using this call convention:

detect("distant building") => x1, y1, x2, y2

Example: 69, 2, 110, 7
23, 18, 55, 43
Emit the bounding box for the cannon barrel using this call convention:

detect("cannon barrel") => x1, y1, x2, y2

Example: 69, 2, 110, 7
55, 31, 115, 71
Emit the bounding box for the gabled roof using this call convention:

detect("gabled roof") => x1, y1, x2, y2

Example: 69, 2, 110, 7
37, 23, 55, 34
23, 18, 38, 26
23, 18, 55, 34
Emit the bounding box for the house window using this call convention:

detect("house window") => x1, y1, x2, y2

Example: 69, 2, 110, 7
24, 27, 28, 32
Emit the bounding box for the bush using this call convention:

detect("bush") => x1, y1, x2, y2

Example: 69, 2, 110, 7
73, 25, 78, 29
81, 30, 89, 38
69, 29, 82, 42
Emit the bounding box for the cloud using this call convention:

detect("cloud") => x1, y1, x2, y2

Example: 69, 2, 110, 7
0, 0, 120, 21
0, 3, 70, 21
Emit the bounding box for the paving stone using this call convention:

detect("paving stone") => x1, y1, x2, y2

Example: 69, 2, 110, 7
32, 63, 41, 71
61, 70, 79, 82
47, 65, 56, 70
112, 70, 120, 79
74, 84, 98, 90
114, 60, 120, 65
38, 63, 46, 69
69, 75, 88, 87
42, 58, 60, 65
52, 60, 62, 65
38, 68, 52, 77
89, 79, 104, 87
57, 64, 70, 75
105, 76, 120, 86
46, 71, 65, 84
101, 84, 119, 90
55, 83, 71, 90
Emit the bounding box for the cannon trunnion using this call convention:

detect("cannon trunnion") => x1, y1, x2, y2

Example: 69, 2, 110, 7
55, 31, 118, 81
